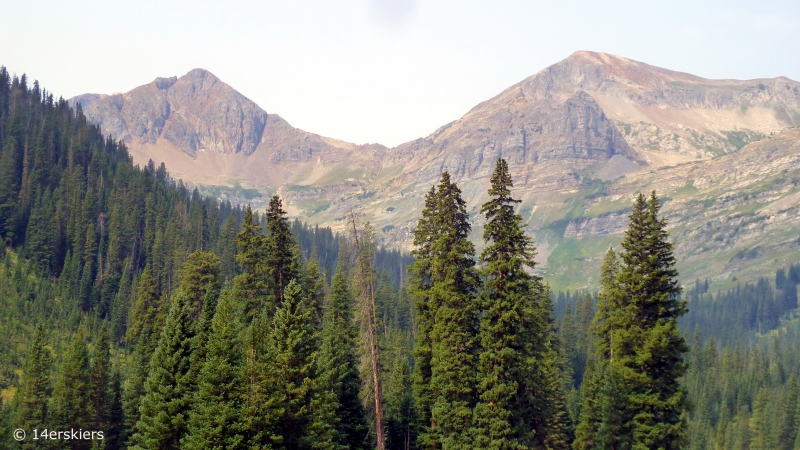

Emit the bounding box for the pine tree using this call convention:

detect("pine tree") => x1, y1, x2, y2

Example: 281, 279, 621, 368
265, 195, 299, 306
182, 290, 246, 450
576, 191, 689, 449
14, 326, 51, 448
51, 326, 94, 450
105, 368, 125, 450
179, 250, 221, 318
319, 246, 370, 449
234, 204, 269, 321
126, 265, 164, 350
263, 279, 337, 449
0, 135, 20, 242
305, 244, 326, 327
777, 372, 798, 450
90, 327, 113, 436
472, 158, 553, 448
129, 290, 196, 449
414, 171, 481, 448
409, 185, 439, 445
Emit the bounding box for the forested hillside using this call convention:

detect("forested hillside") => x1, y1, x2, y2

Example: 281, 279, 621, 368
0, 67, 799, 450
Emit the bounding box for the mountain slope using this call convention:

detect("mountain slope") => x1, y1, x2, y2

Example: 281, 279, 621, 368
70, 52, 800, 289
71, 69, 388, 192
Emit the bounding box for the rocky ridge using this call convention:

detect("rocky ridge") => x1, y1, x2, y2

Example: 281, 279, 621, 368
70, 51, 800, 290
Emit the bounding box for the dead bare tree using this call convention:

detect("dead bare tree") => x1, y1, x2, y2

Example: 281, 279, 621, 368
348, 211, 386, 450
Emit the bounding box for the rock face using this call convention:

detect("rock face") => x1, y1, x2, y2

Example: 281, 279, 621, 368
69, 52, 800, 290
74, 69, 270, 157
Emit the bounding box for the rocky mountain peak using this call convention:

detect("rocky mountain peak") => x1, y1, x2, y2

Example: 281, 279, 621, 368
73, 68, 269, 157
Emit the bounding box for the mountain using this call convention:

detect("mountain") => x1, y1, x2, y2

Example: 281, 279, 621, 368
71, 51, 800, 290
71, 68, 387, 192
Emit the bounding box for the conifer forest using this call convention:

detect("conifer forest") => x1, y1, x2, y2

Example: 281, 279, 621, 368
1, 68, 800, 450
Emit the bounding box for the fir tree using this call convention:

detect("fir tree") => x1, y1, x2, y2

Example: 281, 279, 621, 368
777, 372, 798, 450
409, 185, 438, 445
90, 327, 113, 436
305, 244, 326, 327
416, 171, 481, 448
129, 290, 196, 449
265, 195, 299, 306
235, 204, 269, 321
263, 279, 337, 449
319, 246, 370, 449
182, 290, 246, 450
472, 158, 552, 448
51, 326, 93, 449
179, 250, 221, 318
14, 326, 51, 448
577, 192, 689, 449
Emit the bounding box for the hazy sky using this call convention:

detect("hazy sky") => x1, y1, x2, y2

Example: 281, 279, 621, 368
1, 0, 798, 147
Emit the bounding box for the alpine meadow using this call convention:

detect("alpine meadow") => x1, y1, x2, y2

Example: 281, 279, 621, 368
1, 43, 800, 450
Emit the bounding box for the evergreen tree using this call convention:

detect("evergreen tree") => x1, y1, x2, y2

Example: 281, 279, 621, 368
182, 290, 246, 450
472, 158, 553, 448
14, 326, 50, 448
265, 195, 299, 305
234, 204, 269, 321
129, 290, 196, 449
777, 372, 798, 450
263, 279, 337, 449
412, 171, 481, 448
410, 185, 439, 444
126, 265, 164, 350
0, 135, 20, 242
319, 246, 370, 449
90, 327, 113, 436
576, 192, 689, 449
305, 244, 326, 327
105, 368, 125, 450
179, 250, 221, 318
51, 326, 93, 449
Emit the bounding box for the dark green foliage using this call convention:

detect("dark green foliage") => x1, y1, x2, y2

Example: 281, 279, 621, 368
89, 327, 113, 436
409, 185, 439, 444
182, 290, 245, 450
427, 172, 481, 448
51, 326, 93, 449
13, 326, 50, 447
410, 171, 481, 448
305, 245, 326, 327
576, 192, 689, 450
179, 250, 221, 318
472, 158, 562, 448
319, 247, 370, 449
235, 204, 271, 321
130, 291, 196, 449
261, 279, 337, 449
265, 195, 300, 305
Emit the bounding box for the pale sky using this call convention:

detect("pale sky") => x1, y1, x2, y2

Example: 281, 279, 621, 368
1, 0, 798, 147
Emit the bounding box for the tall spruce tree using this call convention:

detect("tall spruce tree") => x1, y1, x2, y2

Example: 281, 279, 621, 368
90, 327, 113, 436
410, 185, 438, 445
319, 245, 370, 449
14, 326, 51, 448
411, 171, 481, 448
179, 250, 221, 318
51, 326, 93, 449
129, 290, 196, 449
182, 290, 246, 450
576, 191, 689, 449
263, 279, 337, 449
235, 204, 269, 321
472, 158, 551, 448
265, 195, 299, 306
